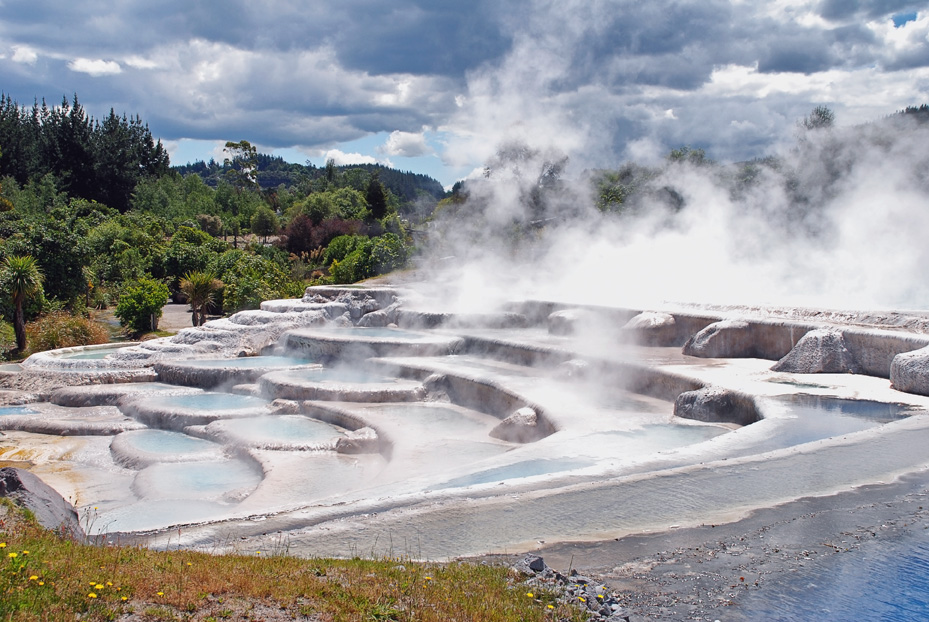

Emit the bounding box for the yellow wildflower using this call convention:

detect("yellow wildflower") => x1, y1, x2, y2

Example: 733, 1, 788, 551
526, 592, 534, 598
0, 542, 6, 548
8, 552, 17, 559
29, 575, 38, 581
95, 584, 104, 590
88, 593, 97, 599
157, 591, 164, 596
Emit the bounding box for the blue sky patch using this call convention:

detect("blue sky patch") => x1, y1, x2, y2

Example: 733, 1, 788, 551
893, 12, 917, 28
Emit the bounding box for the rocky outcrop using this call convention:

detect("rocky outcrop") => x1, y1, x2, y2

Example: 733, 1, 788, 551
547, 309, 593, 336
890, 345, 929, 396
490, 407, 549, 443
682, 319, 755, 358
335, 427, 379, 454
772, 328, 860, 374
0, 467, 84, 538
621, 311, 677, 346
673, 386, 761, 425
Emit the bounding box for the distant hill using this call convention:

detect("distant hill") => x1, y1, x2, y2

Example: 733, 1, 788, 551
173, 156, 447, 207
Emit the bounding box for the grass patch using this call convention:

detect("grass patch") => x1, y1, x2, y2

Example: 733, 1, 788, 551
0, 501, 585, 621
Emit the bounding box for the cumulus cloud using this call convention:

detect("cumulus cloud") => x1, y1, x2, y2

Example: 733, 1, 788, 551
380, 130, 433, 157
68, 58, 121, 76
11, 45, 37, 64
322, 149, 381, 166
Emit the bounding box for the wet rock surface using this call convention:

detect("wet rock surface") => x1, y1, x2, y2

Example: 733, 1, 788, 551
673, 386, 761, 425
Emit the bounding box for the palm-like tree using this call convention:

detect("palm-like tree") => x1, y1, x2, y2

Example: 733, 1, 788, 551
179, 271, 222, 327
2, 255, 44, 352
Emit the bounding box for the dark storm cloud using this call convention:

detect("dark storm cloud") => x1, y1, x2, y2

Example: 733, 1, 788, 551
818, 0, 923, 21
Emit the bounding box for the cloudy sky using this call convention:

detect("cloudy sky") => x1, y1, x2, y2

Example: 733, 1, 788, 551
1, 0, 927, 187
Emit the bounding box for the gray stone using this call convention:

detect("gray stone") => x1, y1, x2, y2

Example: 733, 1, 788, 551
335, 427, 379, 454
891, 345, 929, 396
622, 312, 677, 346
514, 553, 549, 574
772, 328, 860, 374
547, 309, 592, 336
674, 386, 761, 425
0, 467, 84, 538
490, 407, 545, 443
682, 319, 754, 358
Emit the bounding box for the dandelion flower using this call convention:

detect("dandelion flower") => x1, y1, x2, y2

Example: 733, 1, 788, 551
424, 576, 432, 581
186, 562, 192, 566
8, 552, 17, 559
88, 593, 97, 599
38, 582, 44, 586
0, 542, 6, 548
578, 597, 586, 602
29, 575, 38, 581
22, 550, 28, 555
597, 594, 604, 599
95, 584, 104, 590
157, 591, 164, 596
107, 582, 113, 586
526, 592, 534, 598
121, 596, 128, 602
548, 605, 554, 609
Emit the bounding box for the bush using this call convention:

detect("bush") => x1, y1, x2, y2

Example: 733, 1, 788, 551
370, 233, 410, 274
0, 320, 16, 359
24, 311, 109, 354
115, 278, 170, 334
329, 241, 374, 284
323, 234, 365, 266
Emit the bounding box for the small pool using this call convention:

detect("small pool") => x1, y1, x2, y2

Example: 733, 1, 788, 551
318, 327, 433, 340
210, 415, 347, 446
157, 393, 269, 411
0, 406, 36, 416
118, 430, 219, 455
181, 356, 316, 369
437, 458, 593, 489
59, 344, 135, 360
133, 459, 262, 502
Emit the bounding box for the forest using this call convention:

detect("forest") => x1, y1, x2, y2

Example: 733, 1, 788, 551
0, 94, 447, 357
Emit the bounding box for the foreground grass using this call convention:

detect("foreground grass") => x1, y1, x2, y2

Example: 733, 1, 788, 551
0, 503, 585, 621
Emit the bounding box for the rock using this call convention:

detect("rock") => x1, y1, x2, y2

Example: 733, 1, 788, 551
674, 386, 761, 425
490, 407, 545, 443
772, 328, 859, 374
514, 553, 549, 575
891, 345, 929, 396
335, 427, 379, 454
547, 309, 592, 336
0, 467, 84, 538
682, 319, 754, 358
622, 312, 677, 346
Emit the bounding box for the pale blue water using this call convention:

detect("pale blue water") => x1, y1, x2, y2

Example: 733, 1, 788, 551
122, 430, 219, 454
739, 528, 929, 620
437, 458, 592, 489
371, 404, 494, 435
135, 460, 262, 499
320, 327, 431, 340
158, 393, 269, 411
278, 368, 391, 384
60, 345, 131, 360
746, 395, 921, 455
183, 356, 315, 369
0, 406, 36, 416
218, 416, 346, 444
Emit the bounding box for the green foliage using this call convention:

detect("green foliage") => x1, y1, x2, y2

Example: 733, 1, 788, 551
215, 254, 302, 313
370, 233, 410, 274
1, 254, 45, 351
323, 234, 366, 266
668, 146, 710, 166
115, 277, 170, 334
250, 205, 279, 240
329, 244, 374, 284
0, 320, 15, 359
179, 270, 222, 326
24, 310, 109, 354
365, 171, 388, 220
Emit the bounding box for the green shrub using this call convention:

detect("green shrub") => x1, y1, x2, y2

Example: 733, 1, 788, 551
115, 278, 170, 334
24, 311, 109, 354
370, 233, 410, 274
323, 234, 365, 266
